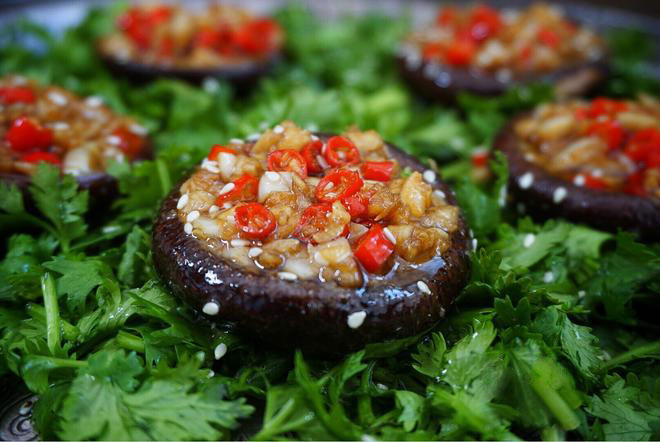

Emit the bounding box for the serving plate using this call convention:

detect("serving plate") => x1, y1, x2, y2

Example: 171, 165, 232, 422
1, 0, 659, 439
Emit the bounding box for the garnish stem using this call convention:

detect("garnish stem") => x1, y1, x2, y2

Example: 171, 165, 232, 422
155, 157, 172, 197
600, 340, 660, 371
41, 272, 61, 354
530, 375, 579, 431
116, 330, 145, 352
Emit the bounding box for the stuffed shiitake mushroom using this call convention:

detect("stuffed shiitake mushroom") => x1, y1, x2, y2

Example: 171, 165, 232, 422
496, 96, 660, 239
98, 4, 283, 84
153, 121, 471, 354
0, 75, 150, 203
397, 3, 608, 101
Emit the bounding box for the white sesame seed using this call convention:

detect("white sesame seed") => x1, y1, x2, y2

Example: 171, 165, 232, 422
219, 182, 235, 195
433, 189, 446, 200
214, 343, 227, 360
417, 281, 432, 294
543, 272, 555, 283
518, 172, 534, 189
311, 134, 320, 141
229, 138, 244, 144
248, 247, 263, 258
207, 370, 215, 378
553, 187, 567, 204
423, 170, 436, 183
184, 222, 193, 234
523, 233, 535, 248
278, 271, 298, 281
209, 205, 219, 214
51, 121, 69, 131
129, 123, 148, 135
376, 383, 388, 390
202, 302, 220, 316
247, 133, 260, 141
383, 227, 396, 244
578, 290, 586, 298
176, 193, 189, 209
230, 239, 249, 247
186, 210, 200, 222
107, 135, 122, 146
573, 174, 586, 186
472, 238, 478, 250
273, 125, 285, 134
85, 96, 103, 107
347, 311, 367, 329
47, 91, 67, 106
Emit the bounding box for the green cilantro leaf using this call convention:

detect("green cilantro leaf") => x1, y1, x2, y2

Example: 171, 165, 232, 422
29, 163, 89, 252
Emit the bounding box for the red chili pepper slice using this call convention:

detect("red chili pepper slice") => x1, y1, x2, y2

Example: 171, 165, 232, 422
117, 6, 171, 49
235, 202, 276, 240
422, 42, 444, 59
158, 35, 175, 57
301, 140, 325, 174
647, 152, 660, 169
471, 150, 490, 168
316, 169, 363, 203
113, 127, 144, 158
587, 97, 628, 118
467, 4, 501, 42
587, 120, 625, 151
445, 39, 476, 66
195, 26, 236, 55
518, 45, 533, 62
268, 149, 308, 177
215, 174, 258, 205
342, 193, 368, 219
293, 203, 350, 244
117, 8, 151, 48
538, 28, 560, 48
147, 6, 172, 24
208, 145, 238, 161
294, 203, 331, 243
436, 6, 457, 25
623, 171, 646, 197
360, 161, 395, 181
21, 151, 61, 165
0, 86, 36, 105
324, 136, 360, 168
234, 18, 280, 55
354, 224, 395, 273
5, 117, 53, 152
583, 175, 608, 190
624, 129, 660, 165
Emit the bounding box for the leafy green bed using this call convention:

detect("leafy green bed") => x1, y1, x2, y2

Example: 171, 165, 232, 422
1, 4, 660, 441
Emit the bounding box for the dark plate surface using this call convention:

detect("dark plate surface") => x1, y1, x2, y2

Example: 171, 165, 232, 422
1, 0, 660, 440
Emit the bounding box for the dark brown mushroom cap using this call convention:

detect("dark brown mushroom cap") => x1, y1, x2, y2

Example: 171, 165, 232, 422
99, 51, 281, 86
396, 50, 609, 102
152, 136, 471, 355
495, 113, 660, 241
